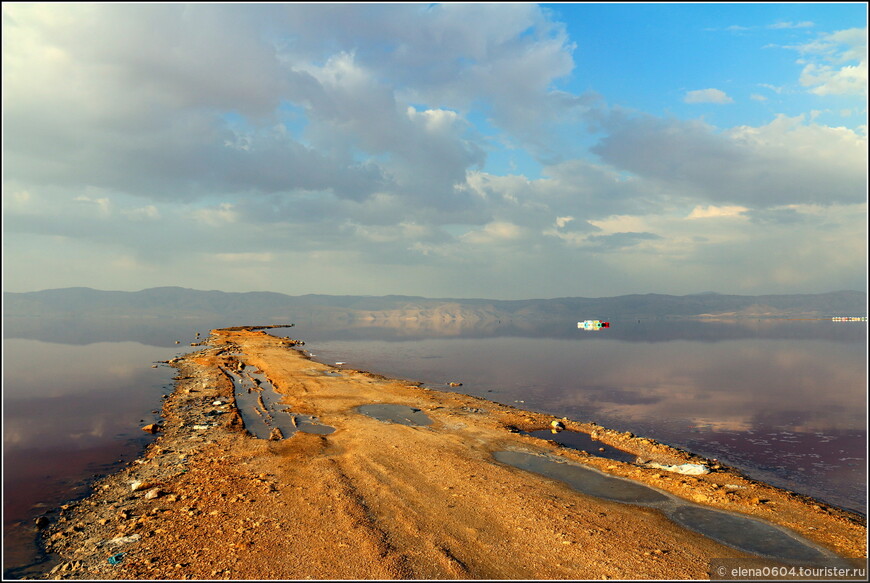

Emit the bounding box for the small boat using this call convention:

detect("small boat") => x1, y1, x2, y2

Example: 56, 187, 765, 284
578, 319, 610, 330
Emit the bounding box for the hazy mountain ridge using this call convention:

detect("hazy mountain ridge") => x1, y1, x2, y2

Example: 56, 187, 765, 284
3, 287, 866, 321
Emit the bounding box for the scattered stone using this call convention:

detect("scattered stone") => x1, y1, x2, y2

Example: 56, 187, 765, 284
141, 424, 161, 434
34, 516, 49, 529
448, 382, 463, 387
551, 420, 565, 431
131, 480, 149, 492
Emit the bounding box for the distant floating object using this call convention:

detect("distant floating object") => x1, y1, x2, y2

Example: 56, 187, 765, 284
831, 316, 867, 322
578, 320, 610, 330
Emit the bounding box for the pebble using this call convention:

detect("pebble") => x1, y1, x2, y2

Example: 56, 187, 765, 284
144, 488, 163, 500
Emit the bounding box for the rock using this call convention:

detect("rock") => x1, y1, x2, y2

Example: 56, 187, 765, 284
646, 462, 709, 475
106, 534, 140, 546
448, 382, 463, 387
141, 424, 161, 434
144, 488, 163, 500
131, 480, 149, 492
550, 420, 565, 431
269, 427, 284, 441
34, 516, 49, 529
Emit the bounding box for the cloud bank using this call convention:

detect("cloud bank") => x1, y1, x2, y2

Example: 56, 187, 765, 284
2, 4, 866, 298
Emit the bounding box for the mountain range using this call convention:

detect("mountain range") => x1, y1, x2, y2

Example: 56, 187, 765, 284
4, 287, 866, 322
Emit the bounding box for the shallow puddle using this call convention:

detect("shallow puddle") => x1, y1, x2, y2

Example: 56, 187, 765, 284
493, 450, 667, 504
493, 450, 835, 562
667, 505, 831, 562
356, 404, 433, 426
521, 429, 638, 464
226, 367, 334, 439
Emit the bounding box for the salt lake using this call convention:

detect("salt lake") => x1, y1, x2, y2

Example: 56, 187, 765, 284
2, 316, 866, 577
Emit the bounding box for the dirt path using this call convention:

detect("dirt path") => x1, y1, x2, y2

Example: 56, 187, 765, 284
38, 328, 866, 580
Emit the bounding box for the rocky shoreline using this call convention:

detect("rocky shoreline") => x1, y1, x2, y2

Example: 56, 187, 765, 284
34, 327, 866, 580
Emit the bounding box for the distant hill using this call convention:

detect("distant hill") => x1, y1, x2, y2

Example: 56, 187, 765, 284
3, 286, 866, 322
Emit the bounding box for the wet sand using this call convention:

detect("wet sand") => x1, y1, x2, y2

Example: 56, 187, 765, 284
37, 328, 866, 579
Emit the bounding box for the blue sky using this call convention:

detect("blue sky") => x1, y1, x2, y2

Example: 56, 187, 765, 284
2, 3, 867, 299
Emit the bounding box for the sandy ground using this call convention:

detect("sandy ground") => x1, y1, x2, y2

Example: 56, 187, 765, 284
36, 328, 866, 580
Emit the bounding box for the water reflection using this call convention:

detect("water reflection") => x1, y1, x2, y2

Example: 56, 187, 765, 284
2, 338, 185, 577
2, 316, 865, 577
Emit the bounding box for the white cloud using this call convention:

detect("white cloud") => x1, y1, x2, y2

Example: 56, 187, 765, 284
769, 21, 814, 30
192, 203, 238, 226
592, 113, 866, 207
790, 27, 867, 96
687, 205, 749, 219
2, 4, 866, 298
460, 221, 526, 245
801, 61, 868, 96
684, 88, 734, 104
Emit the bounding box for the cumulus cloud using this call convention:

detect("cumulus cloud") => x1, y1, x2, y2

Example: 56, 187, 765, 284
591, 112, 866, 207
790, 27, 867, 96
684, 88, 734, 104
2, 4, 866, 298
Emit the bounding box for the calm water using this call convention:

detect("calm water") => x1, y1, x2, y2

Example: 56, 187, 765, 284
2, 325, 198, 578
2, 316, 866, 577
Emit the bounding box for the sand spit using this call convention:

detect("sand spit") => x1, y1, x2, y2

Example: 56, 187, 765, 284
37, 328, 866, 580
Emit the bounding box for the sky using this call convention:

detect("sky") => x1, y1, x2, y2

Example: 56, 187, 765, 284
2, 2, 867, 300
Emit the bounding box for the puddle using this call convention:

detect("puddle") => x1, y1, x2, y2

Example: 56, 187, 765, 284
356, 404, 433, 426
667, 505, 830, 562
226, 367, 334, 439
521, 429, 638, 464
493, 450, 835, 562
493, 450, 668, 504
